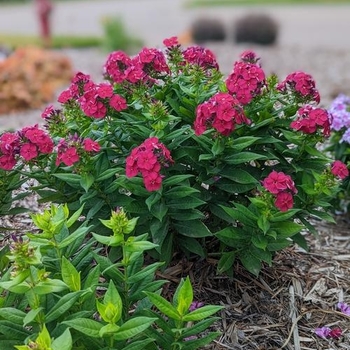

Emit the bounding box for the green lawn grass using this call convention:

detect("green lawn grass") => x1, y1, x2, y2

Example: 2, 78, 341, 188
0, 34, 102, 50
186, 0, 350, 6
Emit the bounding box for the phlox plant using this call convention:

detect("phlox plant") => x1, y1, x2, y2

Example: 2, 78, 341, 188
0, 37, 348, 276
0, 204, 221, 349
326, 93, 350, 213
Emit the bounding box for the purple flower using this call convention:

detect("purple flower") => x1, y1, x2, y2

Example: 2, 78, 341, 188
315, 327, 331, 339
328, 94, 350, 134
189, 301, 204, 312
337, 301, 350, 316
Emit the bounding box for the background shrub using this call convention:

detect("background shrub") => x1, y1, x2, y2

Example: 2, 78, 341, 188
234, 13, 279, 45
191, 17, 227, 44
101, 16, 143, 54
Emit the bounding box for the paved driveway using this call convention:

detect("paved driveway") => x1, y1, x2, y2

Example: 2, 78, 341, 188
0, 1, 349, 49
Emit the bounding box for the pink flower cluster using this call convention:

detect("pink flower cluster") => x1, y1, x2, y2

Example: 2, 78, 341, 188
290, 105, 331, 137
262, 171, 298, 211
225, 54, 266, 105
0, 125, 53, 170
56, 134, 101, 167
194, 92, 251, 136
182, 46, 219, 70
277, 71, 320, 104
126, 137, 173, 191
104, 47, 169, 85
58, 72, 127, 118
331, 160, 349, 179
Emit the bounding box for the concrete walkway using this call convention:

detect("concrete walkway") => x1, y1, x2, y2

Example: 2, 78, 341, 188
0, 1, 349, 49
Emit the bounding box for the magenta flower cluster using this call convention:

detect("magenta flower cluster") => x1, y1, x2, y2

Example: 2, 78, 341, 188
194, 92, 250, 136
225, 51, 266, 105
262, 171, 298, 211
126, 137, 173, 191
0, 124, 53, 170
58, 72, 127, 119
290, 105, 331, 137
277, 71, 320, 103
55, 134, 101, 167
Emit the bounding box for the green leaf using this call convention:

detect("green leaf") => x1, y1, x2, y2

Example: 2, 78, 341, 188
270, 221, 304, 238
33, 279, 68, 295
220, 168, 258, 185
62, 318, 103, 338
217, 251, 236, 274
269, 209, 301, 222
53, 173, 81, 186
114, 317, 157, 341
66, 204, 85, 228
45, 291, 86, 323
103, 280, 122, 323
58, 225, 93, 249
267, 238, 292, 251
35, 324, 51, 348
52, 328, 72, 350
173, 220, 212, 238
127, 262, 164, 284
176, 277, 193, 316
165, 186, 200, 199
0, 308, 26, 325
239, 251, 262, 276
80, 173, 95, 192
181, 317, 220, 339
23, 307, 43, 326
219, 204, 257, 227
225, 151, 267, 165
95, 168, 118, 182
61, 256, 81, 292
181, 332, 221, 350
162, 175, 194, 187
0, 320, 31, 339
122, 339, 155, 350
167, 196, 206, 210
144, 292, 181, 320
309, 209, 336, 223
251, 234, 268, 250
183, 305, 223, 322
230, 136, 261, 152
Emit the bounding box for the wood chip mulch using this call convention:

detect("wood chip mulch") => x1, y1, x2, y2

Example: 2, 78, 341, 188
160, 217, 350, 350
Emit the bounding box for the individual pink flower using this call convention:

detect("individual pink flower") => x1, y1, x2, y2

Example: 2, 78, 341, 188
331, 160, 349, 179
59, 147, 80, 166
83, 139, 101, 152
0, 154, 17, 170
262, 171, 297, 195
96, 83, 114, 99
143, 171, 163, 191
274, 192, 294, 212
163, 36, 179, 48
109, 94, 127, 111
0, 132, 19, 154
20, 143, 38, 161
